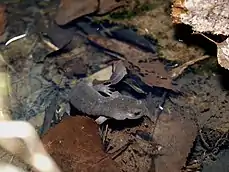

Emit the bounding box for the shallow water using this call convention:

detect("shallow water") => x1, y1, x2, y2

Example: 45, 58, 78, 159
0, 0, 229, 171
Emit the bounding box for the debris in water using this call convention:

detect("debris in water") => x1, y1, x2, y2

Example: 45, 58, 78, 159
87, 34, 176, 91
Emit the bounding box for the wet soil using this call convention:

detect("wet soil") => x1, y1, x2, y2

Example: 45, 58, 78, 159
0, 0, 229, 172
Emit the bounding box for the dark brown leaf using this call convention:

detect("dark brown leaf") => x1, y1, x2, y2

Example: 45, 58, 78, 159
55, 0, 125, 25
55, 0, 98, 25
153, 113, 197, 172
97, 0, 126, 15
45, 22, 75, 49
109, 60, 127, 85
42, 116, 120, 172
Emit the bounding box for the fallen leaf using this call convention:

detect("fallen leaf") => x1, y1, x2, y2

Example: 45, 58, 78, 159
87, 34, 176, 91
109, 60, 127, 85
216, 38, 229, 70
153, 113, 197, 172
86, 65, 113, 83
199, 33, 229, 70
107, 27, 157, 53
0, 4, 6, 36
55, 0, 125, 25
97, 0, 126, 15
42, 116, 120, 172
55, 0, 98, 25
45, 22, 75, 50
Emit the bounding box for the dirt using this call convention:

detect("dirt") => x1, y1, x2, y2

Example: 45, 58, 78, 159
0, 0, 229, 172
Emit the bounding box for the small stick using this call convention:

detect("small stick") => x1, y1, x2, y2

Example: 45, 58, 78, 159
102, 124, 109, 144
5, 34, 27, 46
195, 32, 220, 45
42, 39, 59, 51
170, 55, 210, 79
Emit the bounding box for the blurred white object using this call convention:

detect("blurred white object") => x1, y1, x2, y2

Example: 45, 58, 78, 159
0, 163, 25, 172
0, 121, 61, 172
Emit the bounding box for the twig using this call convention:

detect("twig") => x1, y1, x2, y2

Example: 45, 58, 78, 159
198, 129, 211, 151
170, 55, 210, 79
102, 124, 109, 144
86, 141, 132, 171
111, 141, 132, 160
5, 34, 27, 46
42, 39, 59, 51
8, 155, 14, 163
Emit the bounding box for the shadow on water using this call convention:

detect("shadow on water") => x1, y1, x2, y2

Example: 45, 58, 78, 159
218, 67, 229, 91
174, 24, 227, 56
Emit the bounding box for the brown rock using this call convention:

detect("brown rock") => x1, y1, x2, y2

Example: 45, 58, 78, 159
0, 4, 6, 36
42, 116, 120, 172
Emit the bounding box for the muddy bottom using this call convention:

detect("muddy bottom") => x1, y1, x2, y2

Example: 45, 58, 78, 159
0, 0, 229, 172
104, 71, 229, 172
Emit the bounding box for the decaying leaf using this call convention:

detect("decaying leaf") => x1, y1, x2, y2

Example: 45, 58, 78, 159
171, 0, 229, 35
216, 38, 229, 70
153, 113, 197, 172
55, 0, 98, 25
44, 22, 75, 50
87, 34, 176, 91
97, 0, 126, 15
122, 78, 147, 94
87, 65, 113, 83
55, 0, 125, 25
110, 60, 127, 85
200, 33, 229, 70
42, 116, 120, 172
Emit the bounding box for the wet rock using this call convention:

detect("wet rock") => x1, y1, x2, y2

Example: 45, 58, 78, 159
42, 116, 120, 172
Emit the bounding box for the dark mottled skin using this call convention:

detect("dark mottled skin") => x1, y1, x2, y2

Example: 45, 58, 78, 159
69, 81, 150, 120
